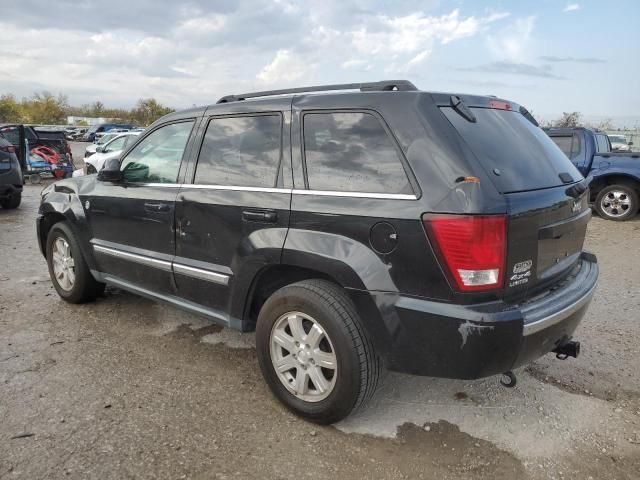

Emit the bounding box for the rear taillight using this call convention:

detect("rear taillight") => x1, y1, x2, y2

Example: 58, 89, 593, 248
488, 100, 512, 110
423, 214, 506, 292
0, 145, 17, 154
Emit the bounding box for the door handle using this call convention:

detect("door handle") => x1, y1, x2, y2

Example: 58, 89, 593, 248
242, 210, 277, 223
144, 202, 171, 213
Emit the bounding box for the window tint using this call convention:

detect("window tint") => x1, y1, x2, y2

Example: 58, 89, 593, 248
596, 134, 610, 153
121, 121, 193, 183
551, 135, 573, 157
194, 115, 282, 187
441, 107, 582, 193
303, 112, 411, 194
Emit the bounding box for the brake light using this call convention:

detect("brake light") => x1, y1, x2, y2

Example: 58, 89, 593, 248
423, 214, 506, 292
488, 100, 511, 111
0, 145, 16, 154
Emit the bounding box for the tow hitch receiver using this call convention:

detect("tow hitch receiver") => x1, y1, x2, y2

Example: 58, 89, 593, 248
553, 340, 581, 360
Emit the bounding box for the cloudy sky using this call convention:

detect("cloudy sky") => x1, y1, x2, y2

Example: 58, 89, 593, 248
1, 0, 638, 124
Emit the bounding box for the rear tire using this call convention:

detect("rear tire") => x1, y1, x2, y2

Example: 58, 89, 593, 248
0, 192, 21, 209
595, 184, 638, 221
256, 279, 381, 424
46, 222, 105, 303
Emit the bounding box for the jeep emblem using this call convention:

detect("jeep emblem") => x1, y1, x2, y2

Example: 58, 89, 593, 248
572, 200, 581, 213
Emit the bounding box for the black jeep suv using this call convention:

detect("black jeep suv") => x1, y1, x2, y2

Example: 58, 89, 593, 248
37, 81, 598, 423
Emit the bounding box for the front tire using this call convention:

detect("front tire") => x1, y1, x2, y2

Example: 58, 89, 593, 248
256, 280, 381, 424
0, 192, 21, 209
46, 222, 105, 303
595, 184, 638, 221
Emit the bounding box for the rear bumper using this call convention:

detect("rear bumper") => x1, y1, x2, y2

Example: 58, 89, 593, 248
354, 252, 598, 379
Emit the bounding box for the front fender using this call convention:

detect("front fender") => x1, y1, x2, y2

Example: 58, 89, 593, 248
37, 183, 97, 270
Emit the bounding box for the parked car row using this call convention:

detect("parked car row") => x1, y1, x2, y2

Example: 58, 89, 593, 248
38, 80, 598, 423
77, 132, 141, 175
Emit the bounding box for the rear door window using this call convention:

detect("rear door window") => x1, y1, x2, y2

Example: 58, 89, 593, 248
441, 107, 582, 193
194, 114, 282, 188
302, 111, 412, 194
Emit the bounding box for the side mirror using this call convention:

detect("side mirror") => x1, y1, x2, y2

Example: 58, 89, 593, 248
97, 157, 123, 182
96, 145, 105, 153
629, 141, 633, 146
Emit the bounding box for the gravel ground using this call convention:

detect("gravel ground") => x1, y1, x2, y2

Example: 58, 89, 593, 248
1, 144, 639, 479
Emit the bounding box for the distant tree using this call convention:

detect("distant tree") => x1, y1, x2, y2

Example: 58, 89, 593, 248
595, 118, 614, 131
0, 94, 24, 122
23, 92, 68, 124
131, 98, 174, 126
75, 120, 89, 126
553, 112, 582, 128
92, 101, 105, 117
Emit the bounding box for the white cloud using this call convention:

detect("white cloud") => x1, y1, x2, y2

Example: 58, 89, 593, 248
176, 15, 226, 33
0, 3, 513, 108
486, 16, 536, 62
341, 59, 367, 69
257, 49, 312, 84
563, 4, 580, 12
352, 9, 509, 56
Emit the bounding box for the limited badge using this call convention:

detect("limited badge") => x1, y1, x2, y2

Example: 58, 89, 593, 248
509, 260, 532, 287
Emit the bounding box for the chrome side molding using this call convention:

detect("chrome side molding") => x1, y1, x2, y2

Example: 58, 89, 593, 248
93, 244, 230, 286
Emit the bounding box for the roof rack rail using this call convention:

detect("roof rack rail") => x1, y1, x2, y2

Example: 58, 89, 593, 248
216, 80, 418, 104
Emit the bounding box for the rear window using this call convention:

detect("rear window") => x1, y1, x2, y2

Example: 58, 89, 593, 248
303, 112, 412, 194
0, 126, 19, 145
441, 107, 582, 193
549, 134, 582, 160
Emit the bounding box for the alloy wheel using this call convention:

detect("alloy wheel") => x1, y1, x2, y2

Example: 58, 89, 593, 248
52, 237, 75, 291
269, 311, 338, 402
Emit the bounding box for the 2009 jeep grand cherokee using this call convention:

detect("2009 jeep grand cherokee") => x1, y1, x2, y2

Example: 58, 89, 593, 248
37, 80, 598, 424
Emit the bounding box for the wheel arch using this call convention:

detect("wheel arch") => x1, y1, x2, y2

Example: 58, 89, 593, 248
589, 174, 640, 202
237, 263, 394, 361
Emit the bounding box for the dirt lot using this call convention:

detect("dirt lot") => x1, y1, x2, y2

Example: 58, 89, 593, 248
1, 152, 639, 479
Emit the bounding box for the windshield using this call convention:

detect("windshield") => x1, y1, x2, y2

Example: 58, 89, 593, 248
609, 135, 626, 143
441, 107, 583, 193
98, 133, 118, 145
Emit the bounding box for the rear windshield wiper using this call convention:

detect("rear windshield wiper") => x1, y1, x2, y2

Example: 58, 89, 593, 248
450, 95, 476, 123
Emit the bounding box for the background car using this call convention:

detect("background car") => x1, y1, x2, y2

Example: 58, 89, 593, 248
84, 132, 122, 158
84, 131, 140, 174
608, 134, 632, 152
0, 134, 23, 209
82, 123, 134, 142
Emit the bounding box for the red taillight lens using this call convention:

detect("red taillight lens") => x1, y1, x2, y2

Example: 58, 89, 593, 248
0, 145, 17, 154
423, 214, 506, 292
488, 100, 511, 110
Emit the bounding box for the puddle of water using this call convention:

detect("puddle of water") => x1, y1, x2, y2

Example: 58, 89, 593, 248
335, 370, 617, 460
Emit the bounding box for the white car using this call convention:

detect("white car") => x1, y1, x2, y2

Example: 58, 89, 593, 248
84, 132, 140, 174
84, 132, 123, 158
608, 134, 632, 152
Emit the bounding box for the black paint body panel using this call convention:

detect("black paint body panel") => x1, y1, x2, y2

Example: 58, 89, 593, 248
36, 89, 599, 379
